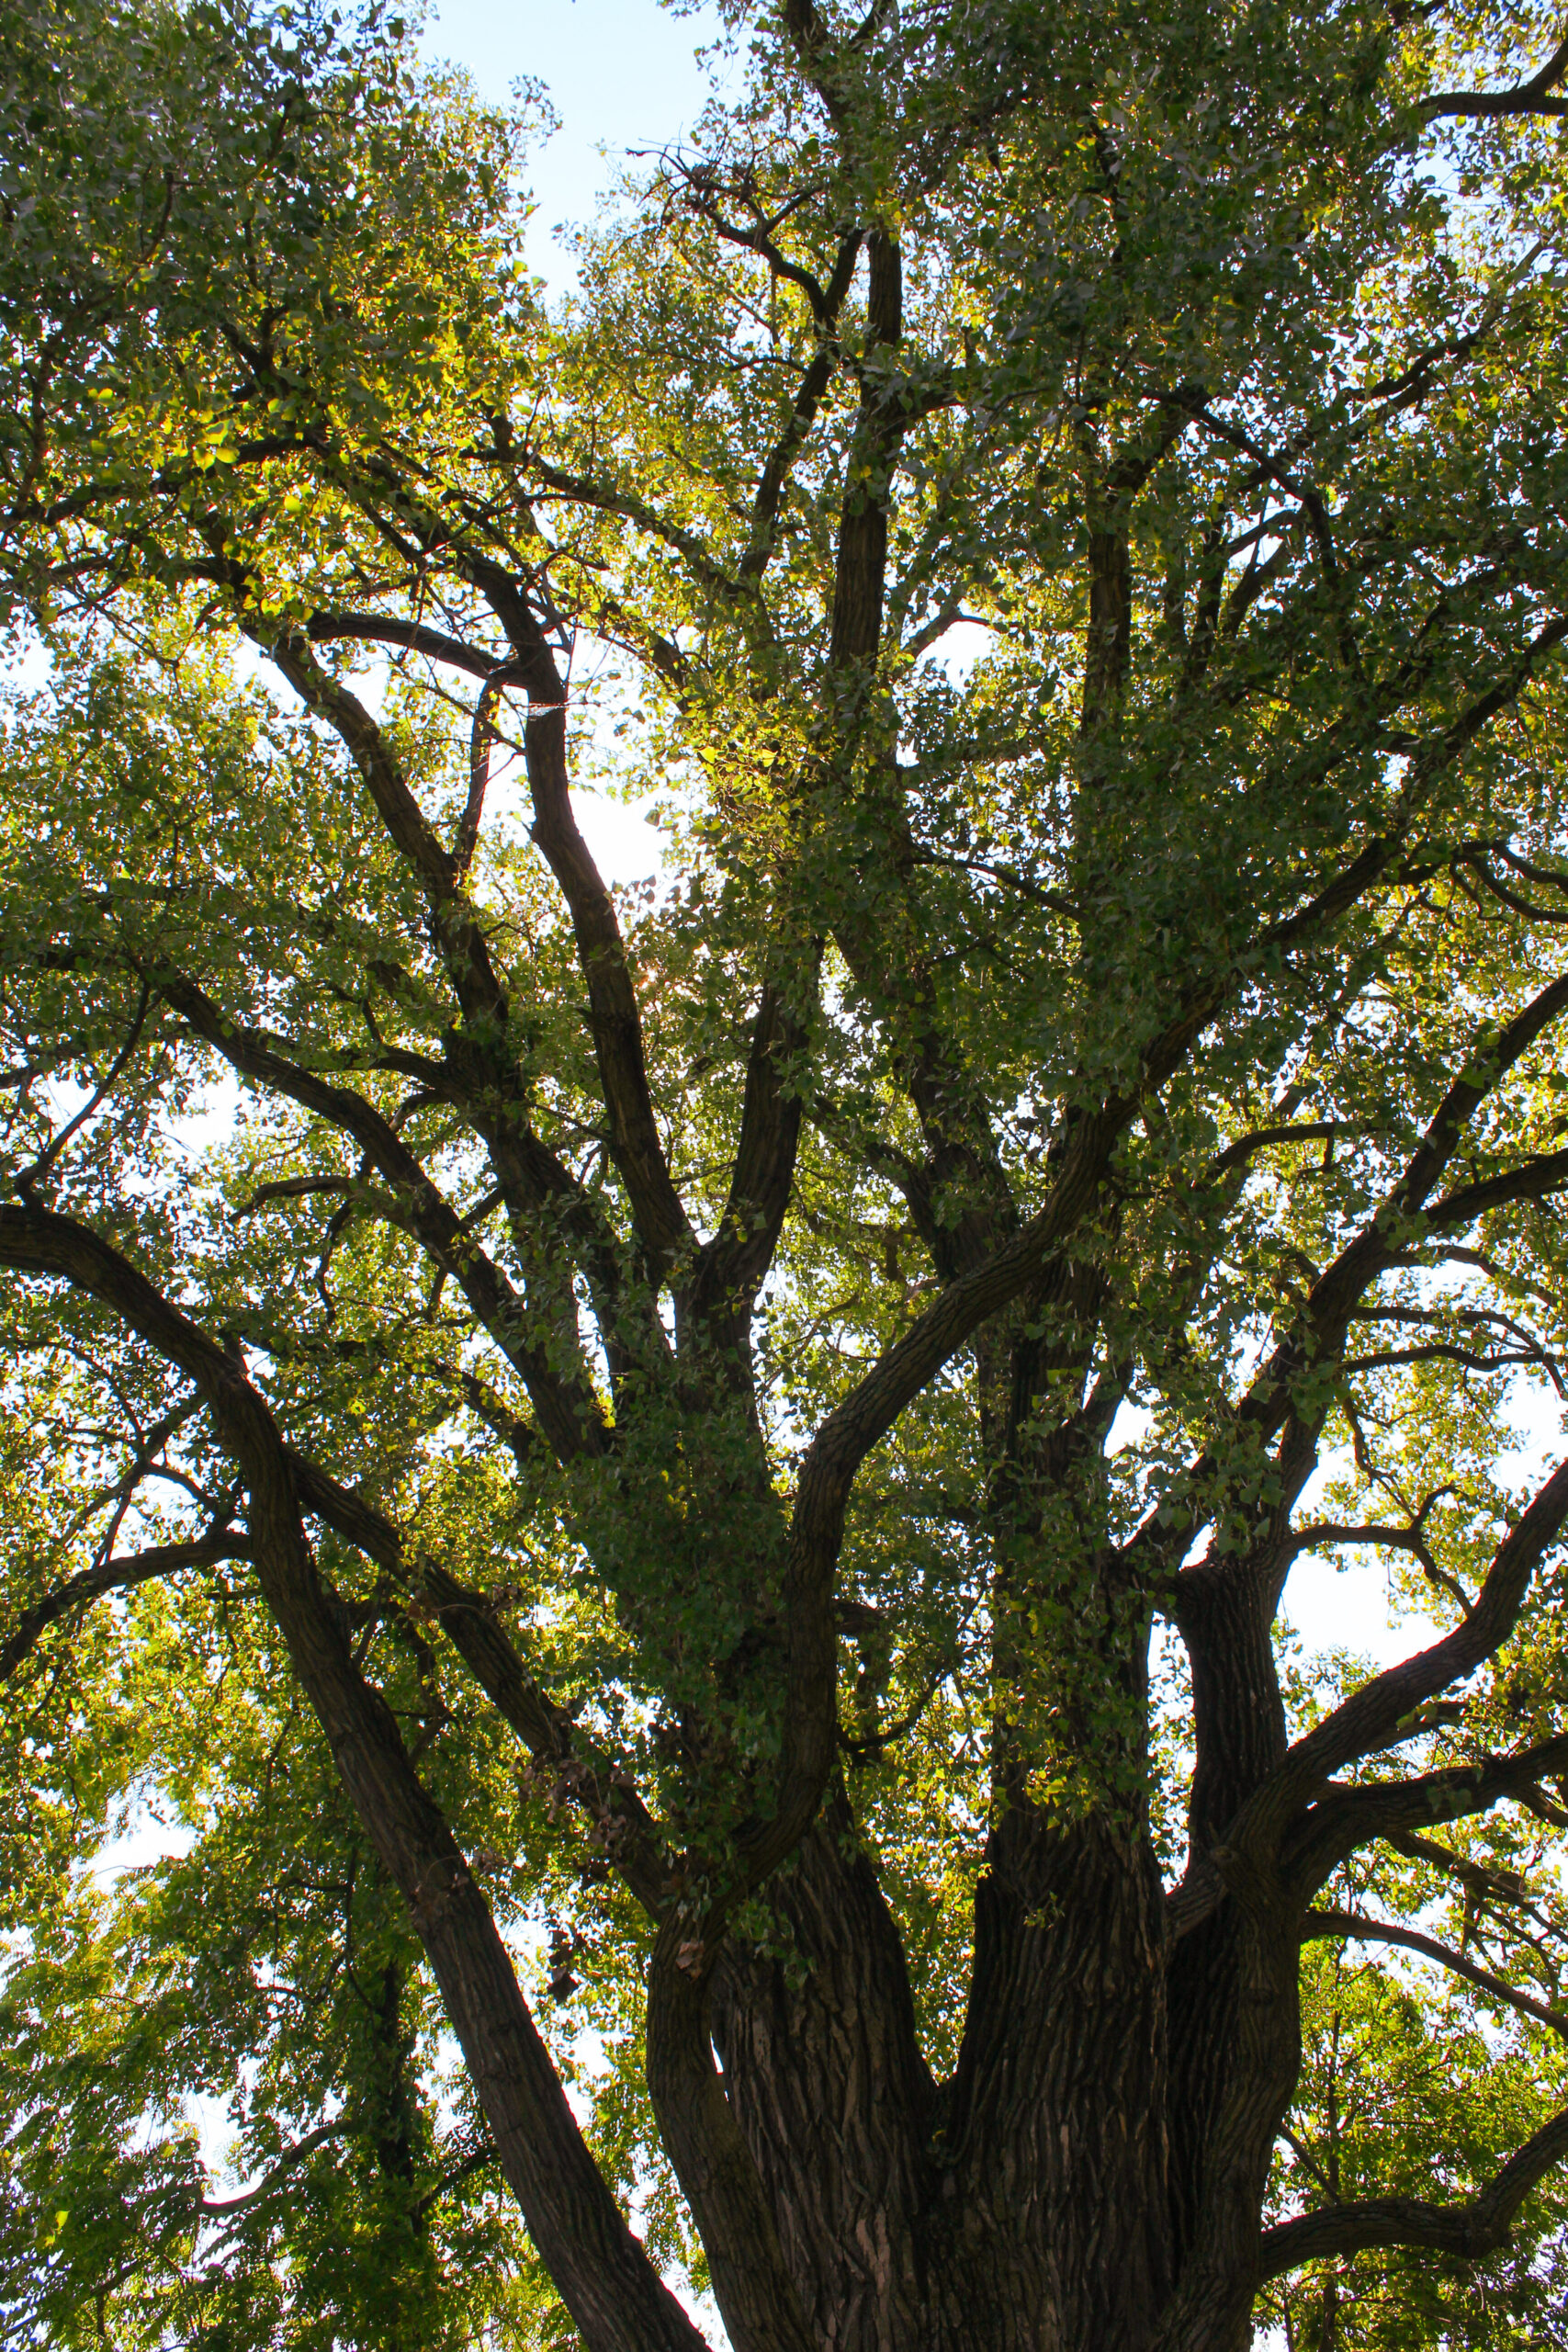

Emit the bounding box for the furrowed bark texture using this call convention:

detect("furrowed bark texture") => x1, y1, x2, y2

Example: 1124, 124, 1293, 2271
705, 1794, 1183, 2352
710, 1792, 937, 2348
1166, 1562, 1293, 2276
928, 1808, 1174, 2351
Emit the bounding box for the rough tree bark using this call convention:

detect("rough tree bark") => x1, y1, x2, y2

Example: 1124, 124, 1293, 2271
8, 3, 1568, 2349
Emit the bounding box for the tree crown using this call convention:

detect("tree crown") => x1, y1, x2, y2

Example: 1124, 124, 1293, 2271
6, 1, 1568, 2345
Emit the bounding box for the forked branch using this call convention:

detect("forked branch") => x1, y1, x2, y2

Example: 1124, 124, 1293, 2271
1258, 2102, 1568, 2279
1426, 31, 1568, 119
161, 975, 610, 1462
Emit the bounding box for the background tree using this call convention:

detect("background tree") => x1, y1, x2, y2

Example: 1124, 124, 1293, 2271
6, 0, 1568, 2344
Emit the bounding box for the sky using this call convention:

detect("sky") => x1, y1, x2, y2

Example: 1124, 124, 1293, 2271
419, 0, 729, 286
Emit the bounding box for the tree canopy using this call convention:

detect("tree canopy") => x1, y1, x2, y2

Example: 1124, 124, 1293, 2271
6, 0, 1568, 2345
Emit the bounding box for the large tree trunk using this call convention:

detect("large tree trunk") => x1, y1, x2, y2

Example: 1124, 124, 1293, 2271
927, 1806, 1173, 2350
712, 1792, 1189, 2351
711, 1790, 936, 2349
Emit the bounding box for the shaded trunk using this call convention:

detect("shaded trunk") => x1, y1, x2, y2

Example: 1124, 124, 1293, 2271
711, 1793, 1181, 2352
711, 1790, 936, 2348
928, 1804, 1173, 2350
680, 1339, 1311, 2352
1168, 1565, 1292, 2270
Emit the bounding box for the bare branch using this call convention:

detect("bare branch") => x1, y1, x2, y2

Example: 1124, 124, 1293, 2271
303, 610, 502, 681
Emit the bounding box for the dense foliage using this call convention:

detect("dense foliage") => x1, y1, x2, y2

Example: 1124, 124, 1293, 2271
6, 0, 1568, 2344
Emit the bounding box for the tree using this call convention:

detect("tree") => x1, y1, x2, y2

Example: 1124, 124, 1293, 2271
5, 0, 1568, 2341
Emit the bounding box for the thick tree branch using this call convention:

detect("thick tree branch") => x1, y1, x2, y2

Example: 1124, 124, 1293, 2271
457, 670, 504, 878
1167, 1466, 1568, 1940
1258, 2101, 1568, 2278
282, 1449, 673, 1916
647, 1920, 819, 2352
474, 590, 694, 1271
780, 0, 854, 125
826, 227, 903, 677
1427, 1145, 1568, 1228
1292, 1730, 1568, 1890
742, 228, 863, 580
197, 2121, 355, 2220
208, 486, 689, 1287
302, 609, 502, 680
1303, 1906, 1568, 2034
1204, 1121, 1370, 1178
0, 1529, 254, 1678
687, 976, 813, 1343
0, 1200, 705, 2352
234, 575, 647, 1359
1276, 1455, 1568, 1793
760, 1099, 1129, 1890
284, 1437, 800, 2352
1425, 33, 1568, 119
1387, 1826, 1533, 1910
